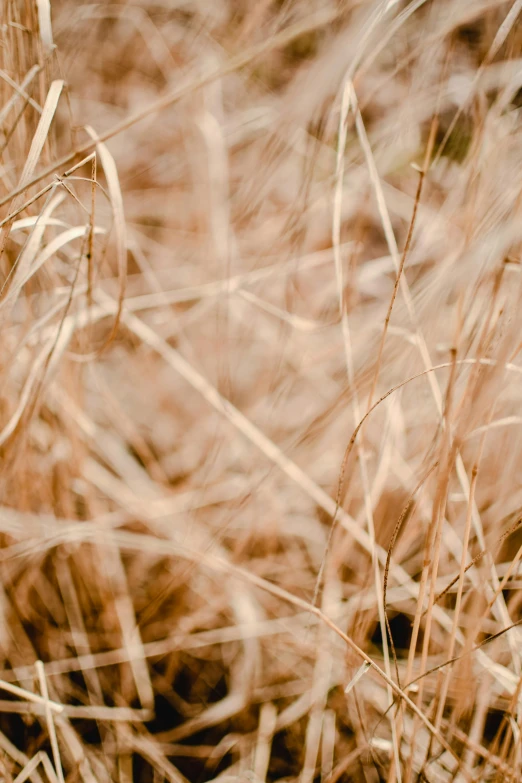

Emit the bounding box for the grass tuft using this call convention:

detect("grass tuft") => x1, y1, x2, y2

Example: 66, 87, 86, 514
1, 0, 522, 781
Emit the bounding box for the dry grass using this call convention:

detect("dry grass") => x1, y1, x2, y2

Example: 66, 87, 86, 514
1, 0, 522, 781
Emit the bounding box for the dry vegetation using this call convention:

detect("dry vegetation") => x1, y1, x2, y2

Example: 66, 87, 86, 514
1, 0, 522, 781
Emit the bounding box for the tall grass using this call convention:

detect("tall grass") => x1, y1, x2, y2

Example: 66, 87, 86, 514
1, 0, 522, 781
